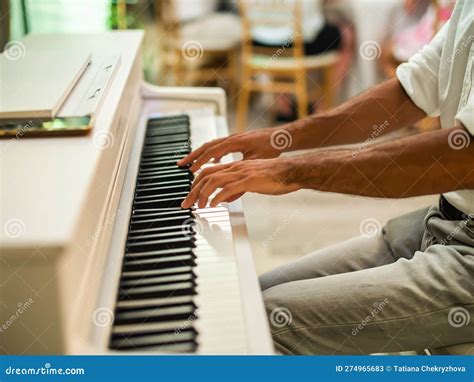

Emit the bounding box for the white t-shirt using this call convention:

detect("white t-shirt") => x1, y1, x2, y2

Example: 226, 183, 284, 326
396, 0, 474, 214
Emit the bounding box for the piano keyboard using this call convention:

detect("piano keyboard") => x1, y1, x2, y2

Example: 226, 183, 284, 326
109, 115, 200, 353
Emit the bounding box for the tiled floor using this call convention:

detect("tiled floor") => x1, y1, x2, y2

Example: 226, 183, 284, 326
227, 102, 437, 276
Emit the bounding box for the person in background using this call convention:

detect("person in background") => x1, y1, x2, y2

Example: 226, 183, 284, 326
380, 0, 453, 78
380, 0, 455, 133
248, 0, 353, 122
179, 0, 474, 354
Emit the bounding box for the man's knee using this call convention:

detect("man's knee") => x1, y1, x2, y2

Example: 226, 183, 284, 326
259, 271, 277, 291
262, 287, 296, 353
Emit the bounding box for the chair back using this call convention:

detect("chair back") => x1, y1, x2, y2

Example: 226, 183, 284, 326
239, 0, 305, 64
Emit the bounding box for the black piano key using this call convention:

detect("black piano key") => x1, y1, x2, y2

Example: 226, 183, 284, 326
146, 127, 191, 136
110, 329, 197, 350
134, 191, 189, 201
112, 320, 195, 336
128, 230, 195, 243
121, 272, 195, 288
122, 254, 196, 272
133, 196, 186, 209
114, 304, 196, 325
119, 281, 196, 300
121, 266, 194, 280
131, 209, 191, 220
144, 139, 190, 148
129, 217, 190, 231
126, 236, 195, 253
148, 115, 189, 125
146, 132, 189, 141
142, 141, 190, 151
135, 184, 191, 198
137, 173, 191, 185
124, 247, 193, 259
142, 145, 190, 155
138, 169, 188, 178
116, 295, 194, 308
135, 180, 191, 190
139, 162, 192, 172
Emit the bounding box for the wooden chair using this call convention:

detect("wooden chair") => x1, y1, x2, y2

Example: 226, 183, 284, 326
236, 0, 340, 132
156, 0, 241, 95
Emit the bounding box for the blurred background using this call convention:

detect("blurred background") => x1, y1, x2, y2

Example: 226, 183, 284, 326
1, 0, 455, 274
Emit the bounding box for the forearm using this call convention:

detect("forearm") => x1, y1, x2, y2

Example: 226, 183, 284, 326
287, 127, 474, 198
283, 78, 427, 151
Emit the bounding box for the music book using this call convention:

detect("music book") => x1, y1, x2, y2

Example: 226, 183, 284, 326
0, 49, 91, 120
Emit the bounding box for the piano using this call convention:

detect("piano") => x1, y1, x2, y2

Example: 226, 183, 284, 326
0, 32, 273, 354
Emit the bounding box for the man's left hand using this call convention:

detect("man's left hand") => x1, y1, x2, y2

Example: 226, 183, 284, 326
181, 158, 300, 209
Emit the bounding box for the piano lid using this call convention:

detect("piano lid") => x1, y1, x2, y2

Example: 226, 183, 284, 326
0, 32, 144, 255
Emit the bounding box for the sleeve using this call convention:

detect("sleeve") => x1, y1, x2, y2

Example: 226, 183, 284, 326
395, 22, 450, 118
455, 60, 474, 135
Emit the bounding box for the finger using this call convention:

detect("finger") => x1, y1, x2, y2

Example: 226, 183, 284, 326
181, 173, 235, 208
224, 192, 244, 203
243, 153, 257, 160
177, 138, 225, 167
191, 163, 233, 191
196, 174, 238, 209
189, 142, 238, 173
210, 181, 248, 207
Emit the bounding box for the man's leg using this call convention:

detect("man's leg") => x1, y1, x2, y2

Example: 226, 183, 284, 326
260, 233, 395, 291
263, 243, 474, 354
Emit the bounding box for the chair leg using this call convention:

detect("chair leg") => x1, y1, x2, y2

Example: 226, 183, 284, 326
322, 65, 335, 110
172, 49, 183, 86
236, 67, 252, 133
236, 87, 251, 133
227, 49, 238, 102
295, 71, 308, 119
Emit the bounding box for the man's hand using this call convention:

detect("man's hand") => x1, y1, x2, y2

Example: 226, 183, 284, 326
180, 158, 300, 208
177, 128, 284, 173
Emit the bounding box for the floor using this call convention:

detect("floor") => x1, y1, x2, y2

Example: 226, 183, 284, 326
226, 102, 438, 276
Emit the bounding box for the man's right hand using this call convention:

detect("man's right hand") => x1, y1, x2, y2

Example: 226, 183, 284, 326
177, 128, 285, 173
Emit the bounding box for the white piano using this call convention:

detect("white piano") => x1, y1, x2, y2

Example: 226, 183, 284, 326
0, 32, 273, 354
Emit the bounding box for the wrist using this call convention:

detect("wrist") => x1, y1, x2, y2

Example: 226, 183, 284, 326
282, 156, 314, 190
284, 115, 323, 152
